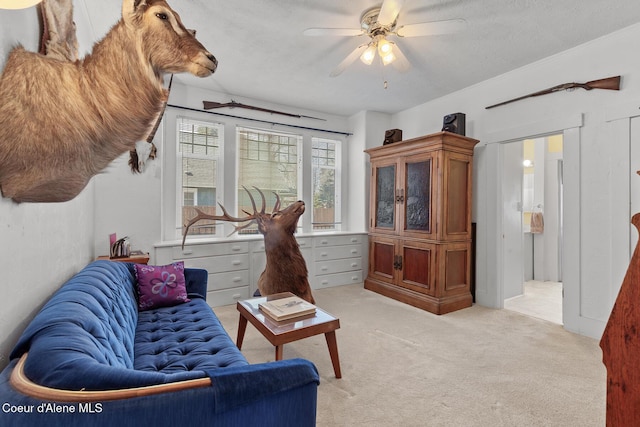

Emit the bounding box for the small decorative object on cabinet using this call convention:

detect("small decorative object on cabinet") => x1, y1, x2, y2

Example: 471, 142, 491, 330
364, 131, 479, 314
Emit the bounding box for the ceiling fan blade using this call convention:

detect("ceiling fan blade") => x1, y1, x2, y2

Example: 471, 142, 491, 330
330, 44, 369, 77
389, 43, 410, 73
397, 19, 467, 37
378, 0, 406, 26
303, 28, 364, 37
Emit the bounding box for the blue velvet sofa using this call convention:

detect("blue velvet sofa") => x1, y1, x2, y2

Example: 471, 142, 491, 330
0, 260, 319, 427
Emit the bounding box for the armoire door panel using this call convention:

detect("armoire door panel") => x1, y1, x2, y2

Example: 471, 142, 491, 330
404, 160, 431, 232
369, 238, 396, 281
370, 159, 400, 236
399, 244, 434, 295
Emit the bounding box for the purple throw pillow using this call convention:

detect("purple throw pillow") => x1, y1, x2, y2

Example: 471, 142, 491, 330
134, 262, 190, 311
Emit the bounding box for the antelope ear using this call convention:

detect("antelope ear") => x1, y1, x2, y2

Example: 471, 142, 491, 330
122, 0, 148, 24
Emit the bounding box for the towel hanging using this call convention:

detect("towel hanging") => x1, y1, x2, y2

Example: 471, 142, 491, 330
530, 212, 544, 234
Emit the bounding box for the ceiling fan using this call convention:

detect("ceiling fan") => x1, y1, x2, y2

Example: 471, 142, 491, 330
304, 0, 466, 77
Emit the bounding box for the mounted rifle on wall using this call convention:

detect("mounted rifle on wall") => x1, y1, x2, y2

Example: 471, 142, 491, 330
203, 100, 325, 121
485, 75, 621, 109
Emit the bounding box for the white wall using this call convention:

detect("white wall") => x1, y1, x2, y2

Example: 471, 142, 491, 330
387, 23, 640, 338
0, 6, 95, 369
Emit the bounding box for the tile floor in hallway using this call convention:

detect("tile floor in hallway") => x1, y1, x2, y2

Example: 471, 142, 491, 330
504, 280, 563, 324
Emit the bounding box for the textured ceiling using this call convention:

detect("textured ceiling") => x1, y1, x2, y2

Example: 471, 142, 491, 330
80, 0, 640, 116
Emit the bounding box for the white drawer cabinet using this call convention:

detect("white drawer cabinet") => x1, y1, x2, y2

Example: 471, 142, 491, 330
155, 233, 367, 306
316, 271, 364, 288
316, 258, 362, 275
313, 234, 364, 290
156, 241, 251, 306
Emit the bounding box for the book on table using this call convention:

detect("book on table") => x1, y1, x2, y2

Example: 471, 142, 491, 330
259, 296, 316, 321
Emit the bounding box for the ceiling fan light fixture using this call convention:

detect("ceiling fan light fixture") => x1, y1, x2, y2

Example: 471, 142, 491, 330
360, 44, 376, 65
377, 38, 393, 56
0, 0, 41, 9
381, 51, 396, 65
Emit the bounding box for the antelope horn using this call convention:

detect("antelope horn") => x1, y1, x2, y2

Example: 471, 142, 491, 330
271, 192, 281, 217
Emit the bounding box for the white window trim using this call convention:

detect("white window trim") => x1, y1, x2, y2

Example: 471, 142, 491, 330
162, 107, 346, 242
162, 110, 224, 241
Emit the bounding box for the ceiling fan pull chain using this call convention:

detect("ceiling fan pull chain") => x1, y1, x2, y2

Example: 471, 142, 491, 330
379, 57, 389, 90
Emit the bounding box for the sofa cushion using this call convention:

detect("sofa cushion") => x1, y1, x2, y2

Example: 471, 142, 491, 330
134, 262, 190, 311
135, 298, 249, 374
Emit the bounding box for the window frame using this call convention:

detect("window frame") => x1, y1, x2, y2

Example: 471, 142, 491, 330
174, 116, 225, 240
312, 137, 342, 230
236, 126, 303, 234
162, 108, 346, 242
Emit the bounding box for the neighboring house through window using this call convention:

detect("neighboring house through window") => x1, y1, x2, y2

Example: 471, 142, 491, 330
237, 126, 302, 233
177, 117, 223, 236
312, 137, 341, 230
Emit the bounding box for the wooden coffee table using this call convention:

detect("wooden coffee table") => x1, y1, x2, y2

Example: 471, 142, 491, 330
236, 292, 342, 378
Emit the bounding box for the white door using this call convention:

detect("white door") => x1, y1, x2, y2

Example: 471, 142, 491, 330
502, 142, 524, 299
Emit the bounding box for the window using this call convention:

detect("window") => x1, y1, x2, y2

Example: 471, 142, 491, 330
177, 117, 223, 236
312, 137, 341, 230
237, 127, 302, 233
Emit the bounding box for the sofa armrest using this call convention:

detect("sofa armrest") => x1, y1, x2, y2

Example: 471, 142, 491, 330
205, 358, 320, 413
184, 268, 208, 299
0, 358, 320, 427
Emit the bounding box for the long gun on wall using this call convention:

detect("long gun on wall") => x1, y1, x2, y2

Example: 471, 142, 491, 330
485, 75, 621, 109
203, 100, 325, 120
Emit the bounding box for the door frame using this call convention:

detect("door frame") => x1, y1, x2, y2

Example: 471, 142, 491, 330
474, 114, 582, 329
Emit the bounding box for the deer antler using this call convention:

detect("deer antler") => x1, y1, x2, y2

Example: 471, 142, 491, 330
182, 186, 264, 248
271, 192, 281, 217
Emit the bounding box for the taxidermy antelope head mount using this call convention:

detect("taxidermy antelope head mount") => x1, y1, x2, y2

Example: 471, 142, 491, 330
183, 187, 315, 304
0, 0, 217, 203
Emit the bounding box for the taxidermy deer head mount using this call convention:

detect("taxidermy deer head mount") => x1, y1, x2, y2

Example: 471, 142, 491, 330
183, 187, 315, 304
0, 0, 217, 203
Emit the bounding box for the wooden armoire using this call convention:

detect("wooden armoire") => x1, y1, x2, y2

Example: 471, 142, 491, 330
364, 131, 479, 315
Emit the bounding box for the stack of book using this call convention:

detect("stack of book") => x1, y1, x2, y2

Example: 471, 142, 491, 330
259, 296, 316, 321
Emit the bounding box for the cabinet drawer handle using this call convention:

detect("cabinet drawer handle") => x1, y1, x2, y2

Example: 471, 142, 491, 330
232, 277, 242, 283
350, 238, 358, 243
351, 263, 358, 267
320, 240, 328, 245
232, 260, 242, 266
320, 252, 328, 258
232, 294, 242, 300
231, 246, 242, 252
321, 266, 328, 271
351, 276, 359, 281
298, 241, 307, 247
321, 280, 329, 285
182, 249, 193, 255
350, 249, 358, 254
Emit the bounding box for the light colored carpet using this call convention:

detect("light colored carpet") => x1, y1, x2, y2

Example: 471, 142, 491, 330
213, 284, 605, 427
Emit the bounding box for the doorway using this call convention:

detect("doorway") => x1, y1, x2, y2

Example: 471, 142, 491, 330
502, 135, 564, 324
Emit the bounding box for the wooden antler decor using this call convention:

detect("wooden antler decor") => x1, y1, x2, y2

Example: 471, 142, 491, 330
600, 213, 640, 425
0, 0, 217, 202
183, 187, 315, 304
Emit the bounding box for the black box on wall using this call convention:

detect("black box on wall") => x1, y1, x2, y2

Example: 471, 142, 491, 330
442, 113, 466, 136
